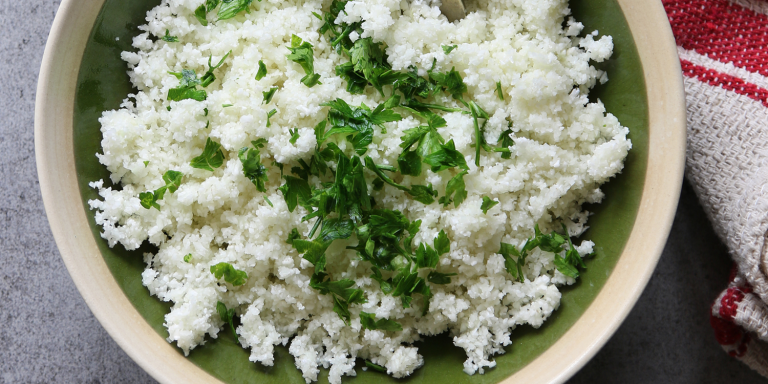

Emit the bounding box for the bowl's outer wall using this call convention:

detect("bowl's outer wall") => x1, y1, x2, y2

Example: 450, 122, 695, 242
36, 0, 671, 382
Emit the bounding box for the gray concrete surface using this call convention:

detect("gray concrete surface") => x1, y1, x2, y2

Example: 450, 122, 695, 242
1, 1, 767, 383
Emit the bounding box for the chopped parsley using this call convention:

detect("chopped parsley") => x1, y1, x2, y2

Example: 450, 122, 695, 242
210, 262, 248, 286
365, 360, 387, 373
262, 86, 277, 104
167, 69, 207, 101
286, 35, 321, 87
162, 29, 178, 42
166, 51, 230, 101
441, 44, 457, 54
255, 60, 267, 80
183, 253, 192, 263
200, 51, 231, 87
222, 103, 233, 108
216, 301, 238, 340
499, 225, 587, 281
496, 81, 504, 100
289, 128, 300, 145
195, 0, 258, 25
139, 170, 183, 210
190, 137, 225, 171
217, 0, 255, 21
266, 108, 276, 127
286, 228, 301, 244
360, 312, 402, 331
480, 196, 499, 214
264, 196, 273, 207
319, 98, 401, 155
238, 139, 268, 192
438, 170, 467, 208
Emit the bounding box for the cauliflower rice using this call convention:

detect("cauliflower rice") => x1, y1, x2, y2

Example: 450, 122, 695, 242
88, 0, 630, 382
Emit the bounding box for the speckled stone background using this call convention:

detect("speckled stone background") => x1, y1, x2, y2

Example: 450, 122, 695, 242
3, 1, 768, 383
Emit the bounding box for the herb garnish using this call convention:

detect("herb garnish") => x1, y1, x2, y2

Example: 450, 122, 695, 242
190, 137, 225, 171
286, 35, 321, 87
139, 170, 183, 210
255, 60, 267, 80
238, 138, 268, 192
262, 86, 278, 104
162, 29, 179, 42
480, 196, 499, 214
360, 312, 402, 331
195, 0, 259, 25
442, 44, 458, 54
216, 301, 238, 340
210, 262, 248, 286
499, 225, 588, 281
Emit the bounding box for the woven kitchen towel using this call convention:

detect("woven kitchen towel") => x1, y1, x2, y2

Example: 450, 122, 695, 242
663, 0, 768, 375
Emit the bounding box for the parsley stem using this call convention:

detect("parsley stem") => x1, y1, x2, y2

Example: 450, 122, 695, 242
308, 216, 323, 239
471, 106, 481, 166
332, 24, 356, 47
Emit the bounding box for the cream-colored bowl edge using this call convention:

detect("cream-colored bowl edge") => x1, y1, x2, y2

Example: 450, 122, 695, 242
34, 0, 685, 383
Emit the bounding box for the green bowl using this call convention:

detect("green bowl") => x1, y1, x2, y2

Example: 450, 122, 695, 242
36, 0, 685, 383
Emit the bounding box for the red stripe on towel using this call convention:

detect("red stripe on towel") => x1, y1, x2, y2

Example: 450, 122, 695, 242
680, 59, 768, 107
663, 0, 768, 76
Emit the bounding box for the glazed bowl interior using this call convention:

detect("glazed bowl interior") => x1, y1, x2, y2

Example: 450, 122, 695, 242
35, 0, 685, 383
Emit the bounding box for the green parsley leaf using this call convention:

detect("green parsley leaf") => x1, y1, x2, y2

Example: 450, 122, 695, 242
286, 228, 300, 244
496, 81, 504, 100
397, 150, 422, 176
262, 87, 277, 104
409, 184, 437, 205
210, 262, 248, 286
416, 243, 439, 269
266, 108, 276, 127
217, 0, 254, 21
423, 140, 468, 172
498, 242, 521, 280
162, 170, 183, 193
499, 128, 514, 159
434, 230, 450, 255
286, 35, 321, 88
427, 271, 457, 285
139, 191, 160, 210
255, 60, 267, 80
264, 196, 273, 207
190, 137, 225, 171
318, 218, 355, 243
439, 170, 467, 207
184, 253, 192, 263
238, 140, 269, 192
200, 51, 231, 87
293, 239, 329, 273
278, 175, 311, 212
554, 255, 579, 278
143, 161, 149, 167
442, 44, 457, 54
216, 301, 238, 340
139, 170, 183, 210
194, 4, 209, 26
162, 29, 179, 42
429, 66, 467, 102
167, 69, 207, 101
360, 312, 402, 332
222, 104, 233, 108
481, 196, 499, 214
332, 295, 352, 324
